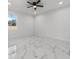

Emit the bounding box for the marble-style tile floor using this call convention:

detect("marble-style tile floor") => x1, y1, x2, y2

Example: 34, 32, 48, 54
8, 37, 70, 59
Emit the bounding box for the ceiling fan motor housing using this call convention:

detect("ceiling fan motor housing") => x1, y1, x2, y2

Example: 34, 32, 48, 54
33, 2, 37, 5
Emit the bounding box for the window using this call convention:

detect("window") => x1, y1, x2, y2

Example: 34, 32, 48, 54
8, 15, 16, 29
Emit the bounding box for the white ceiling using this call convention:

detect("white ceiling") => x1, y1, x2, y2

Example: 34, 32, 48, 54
8, 0, 70, 15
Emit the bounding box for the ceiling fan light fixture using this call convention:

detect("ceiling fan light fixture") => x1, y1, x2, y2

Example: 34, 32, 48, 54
33, 6, 37, 8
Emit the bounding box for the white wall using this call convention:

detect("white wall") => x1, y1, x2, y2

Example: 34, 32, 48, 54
35, 6, 70, 41
8, 6, 70, 41
8, 12, 34, 40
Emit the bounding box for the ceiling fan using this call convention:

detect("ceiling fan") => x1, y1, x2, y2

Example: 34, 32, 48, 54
27, 0, 44, 10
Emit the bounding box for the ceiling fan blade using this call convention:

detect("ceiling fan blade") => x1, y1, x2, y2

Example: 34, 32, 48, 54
36, 5, 44, 7
36, 0, 40, 4
27, 1, 33, 5
27, 6, 33, 8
